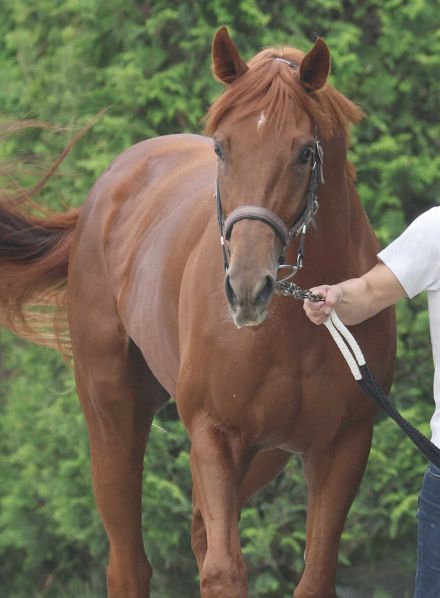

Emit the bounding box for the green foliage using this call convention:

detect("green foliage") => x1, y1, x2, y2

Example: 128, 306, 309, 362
0, 332, 107, 597
0, 0, 439, 596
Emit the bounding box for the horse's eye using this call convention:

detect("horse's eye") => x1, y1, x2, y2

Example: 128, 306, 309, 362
214, 141, 224, 160
298, 147, 313, 164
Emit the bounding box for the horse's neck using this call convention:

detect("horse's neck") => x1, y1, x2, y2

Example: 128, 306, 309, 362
305, 142, 376, 280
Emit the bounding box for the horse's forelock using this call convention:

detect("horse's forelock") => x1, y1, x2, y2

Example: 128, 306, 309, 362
204, 46, 363, 143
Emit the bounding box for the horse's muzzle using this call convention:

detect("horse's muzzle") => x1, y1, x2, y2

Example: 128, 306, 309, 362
225, 272, 275, 327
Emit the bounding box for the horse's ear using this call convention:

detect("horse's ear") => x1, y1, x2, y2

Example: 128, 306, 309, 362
212, 27, 248, 85
299, 38, 331, 92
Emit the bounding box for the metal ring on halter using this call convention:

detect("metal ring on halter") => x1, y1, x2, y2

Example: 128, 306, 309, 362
276, 264, 299, 284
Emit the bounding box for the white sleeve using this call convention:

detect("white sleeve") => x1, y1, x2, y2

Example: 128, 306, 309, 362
378, 207, 440, 299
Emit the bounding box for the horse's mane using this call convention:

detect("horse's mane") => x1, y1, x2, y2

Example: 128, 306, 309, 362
205, 47, 363, 143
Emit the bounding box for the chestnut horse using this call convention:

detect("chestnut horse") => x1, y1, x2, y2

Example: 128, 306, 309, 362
0, 28, 395, 598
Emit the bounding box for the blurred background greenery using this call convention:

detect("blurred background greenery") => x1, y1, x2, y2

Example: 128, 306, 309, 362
0, 1, 439, 596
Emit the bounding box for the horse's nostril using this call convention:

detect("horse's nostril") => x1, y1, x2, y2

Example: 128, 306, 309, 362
255, 276, 274, 306
225, 274, 237, 306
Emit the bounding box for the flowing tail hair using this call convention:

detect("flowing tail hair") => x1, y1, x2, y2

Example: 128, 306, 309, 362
0, 118, 97, 355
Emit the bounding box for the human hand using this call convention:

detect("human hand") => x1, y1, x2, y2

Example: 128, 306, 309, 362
303, 284, 343, 325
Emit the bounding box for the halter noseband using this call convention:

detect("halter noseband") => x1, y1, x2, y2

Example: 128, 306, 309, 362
214, 136, 324, 290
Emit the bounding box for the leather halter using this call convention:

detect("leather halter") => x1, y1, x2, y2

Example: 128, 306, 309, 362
214, 137, 324, 287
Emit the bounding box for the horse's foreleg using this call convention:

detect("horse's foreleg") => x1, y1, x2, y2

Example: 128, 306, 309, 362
294, 417, 374, 598
74, 340, 167, 598
189, 413, 252, 598
191, 447, 290, 571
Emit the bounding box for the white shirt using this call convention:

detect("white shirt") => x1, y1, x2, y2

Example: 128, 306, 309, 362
378, 206, 440, 448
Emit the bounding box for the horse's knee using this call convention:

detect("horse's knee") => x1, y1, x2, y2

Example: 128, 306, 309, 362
200, 555, 247, 598
107, 556, 152, 598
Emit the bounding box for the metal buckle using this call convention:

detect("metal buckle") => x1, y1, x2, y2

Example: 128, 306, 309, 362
276, 264, 299, 283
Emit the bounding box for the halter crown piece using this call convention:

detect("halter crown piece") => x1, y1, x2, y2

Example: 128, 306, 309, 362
274, 57, 299, 69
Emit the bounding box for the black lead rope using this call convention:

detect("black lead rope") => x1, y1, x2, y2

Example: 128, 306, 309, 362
256, 269, 440, 467
321, 309, 440, 468
358, 364, 440, 467
284, 287, 440, 467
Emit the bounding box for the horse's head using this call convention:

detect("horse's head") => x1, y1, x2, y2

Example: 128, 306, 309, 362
207, 27, 332, 328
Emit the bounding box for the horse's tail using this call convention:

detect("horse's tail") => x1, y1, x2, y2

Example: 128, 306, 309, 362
0, 201, 78, 354
0, 118, 98, 355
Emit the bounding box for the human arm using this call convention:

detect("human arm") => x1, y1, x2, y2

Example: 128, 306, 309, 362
303, 261, 407, 326
304, 206, 440, 326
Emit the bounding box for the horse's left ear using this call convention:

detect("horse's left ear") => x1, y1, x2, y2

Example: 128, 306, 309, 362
212, 26, 249, 85
300, 38, 331, 92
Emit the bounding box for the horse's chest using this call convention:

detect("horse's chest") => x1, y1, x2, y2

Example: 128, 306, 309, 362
177, 305, 367, 451
180, 345, 360, 452
217, 373, 302, 447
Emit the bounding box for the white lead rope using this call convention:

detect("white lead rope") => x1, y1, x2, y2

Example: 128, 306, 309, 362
323, 311, 366, 381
